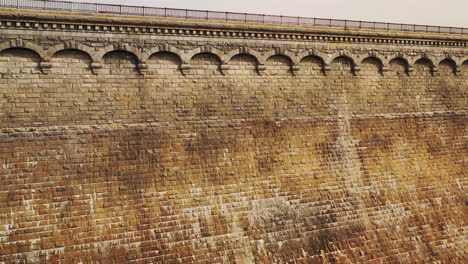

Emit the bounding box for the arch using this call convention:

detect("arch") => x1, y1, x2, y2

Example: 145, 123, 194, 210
413, 57, 436, 76
148, 51, 182, 64
389, 57, 410, 75
97, 45, 142, 62
50, 49, 93, 74
389, 56, 410, 68
410, 54, 435, 68
261, 48, 297, 64
141, 45, 184, 63
359, 56, 385, 68
330, 55, 356, 68
185, 47, 226, 64
0, 40, 46, 61
47, 41, 98, 62
226, 47, 263, 65
227, 53, 259, 75
413, 56, 436, 68
360, 57, 384, 74
328, 52, 358, 66
265, 54, 294, 66
437, 58, 457, 75
190, 52, 223, 65
297, 50, 327, 66
0, 47, 42, 74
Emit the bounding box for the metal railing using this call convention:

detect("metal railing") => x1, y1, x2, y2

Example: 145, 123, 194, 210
0, 0, 467, 35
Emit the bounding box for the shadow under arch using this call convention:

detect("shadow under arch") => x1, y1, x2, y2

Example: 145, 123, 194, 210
265, 54, 294, 66
0, 47, 42, 60
438, 58, 458, 75
0, 47, 43, 73
265, 54, 294, 75
101, 50, 141, 74
330, 55, 356, 74
360, 56, 384, 75
50, 49, 93, 74
227, 53, 259, 75
190, 52, 223, 65
414, 57, 435, 75
148, 51, 182, 64
388, 57, 410, 75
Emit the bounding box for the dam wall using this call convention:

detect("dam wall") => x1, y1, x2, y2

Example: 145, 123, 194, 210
0, 8, 467, 263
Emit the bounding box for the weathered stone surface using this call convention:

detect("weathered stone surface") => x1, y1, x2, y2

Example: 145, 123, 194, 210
0, 8, 467, 264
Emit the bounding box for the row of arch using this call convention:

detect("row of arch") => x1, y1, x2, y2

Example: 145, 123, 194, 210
1, 40, 467, 76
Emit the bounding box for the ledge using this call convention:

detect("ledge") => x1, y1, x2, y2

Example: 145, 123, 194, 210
1, 8, 468, 43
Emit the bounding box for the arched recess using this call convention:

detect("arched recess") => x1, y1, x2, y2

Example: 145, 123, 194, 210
141, 44, 185, 73
101, 50, 140, 75
0, 40, 49, 73
148, 51, 182, 65
227, 54, 259, 75
359, 57, 384, 75
50, 49, 93, 75
46, 41, 98, 62
265, 54, 294, 75
190, 52, 224, 75
97, 45, 142, 62
0, 40, 46, 60
297, 50, 327, 65
414, 57, 435, 76
98, 45, 144, 74
328, 52, 358, 66
186, 47, 226, 64
437, 58, 457, 76
330, 55, 356, 75
388, 58, 410, 76
298, 51, 327, 75
407, 54, 437, 76
226, 48, 262, 65
226, 48, 264, 75
299, 55, 326, 75
141, 45, 184, 63
0, 47, 42, 74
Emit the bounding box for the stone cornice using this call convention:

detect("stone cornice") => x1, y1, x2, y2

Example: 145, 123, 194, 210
0, 8, 467, 49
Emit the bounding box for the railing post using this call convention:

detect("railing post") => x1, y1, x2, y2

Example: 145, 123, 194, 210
164, 8, 166, 18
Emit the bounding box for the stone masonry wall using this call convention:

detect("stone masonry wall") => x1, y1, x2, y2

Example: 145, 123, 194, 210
0, 8, 467, 264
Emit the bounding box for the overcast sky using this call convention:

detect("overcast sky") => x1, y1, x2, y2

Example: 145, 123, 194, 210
71, 0, 467, 28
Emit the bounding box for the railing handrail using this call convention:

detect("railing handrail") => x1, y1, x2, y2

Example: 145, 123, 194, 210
0, 0, 466, 35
